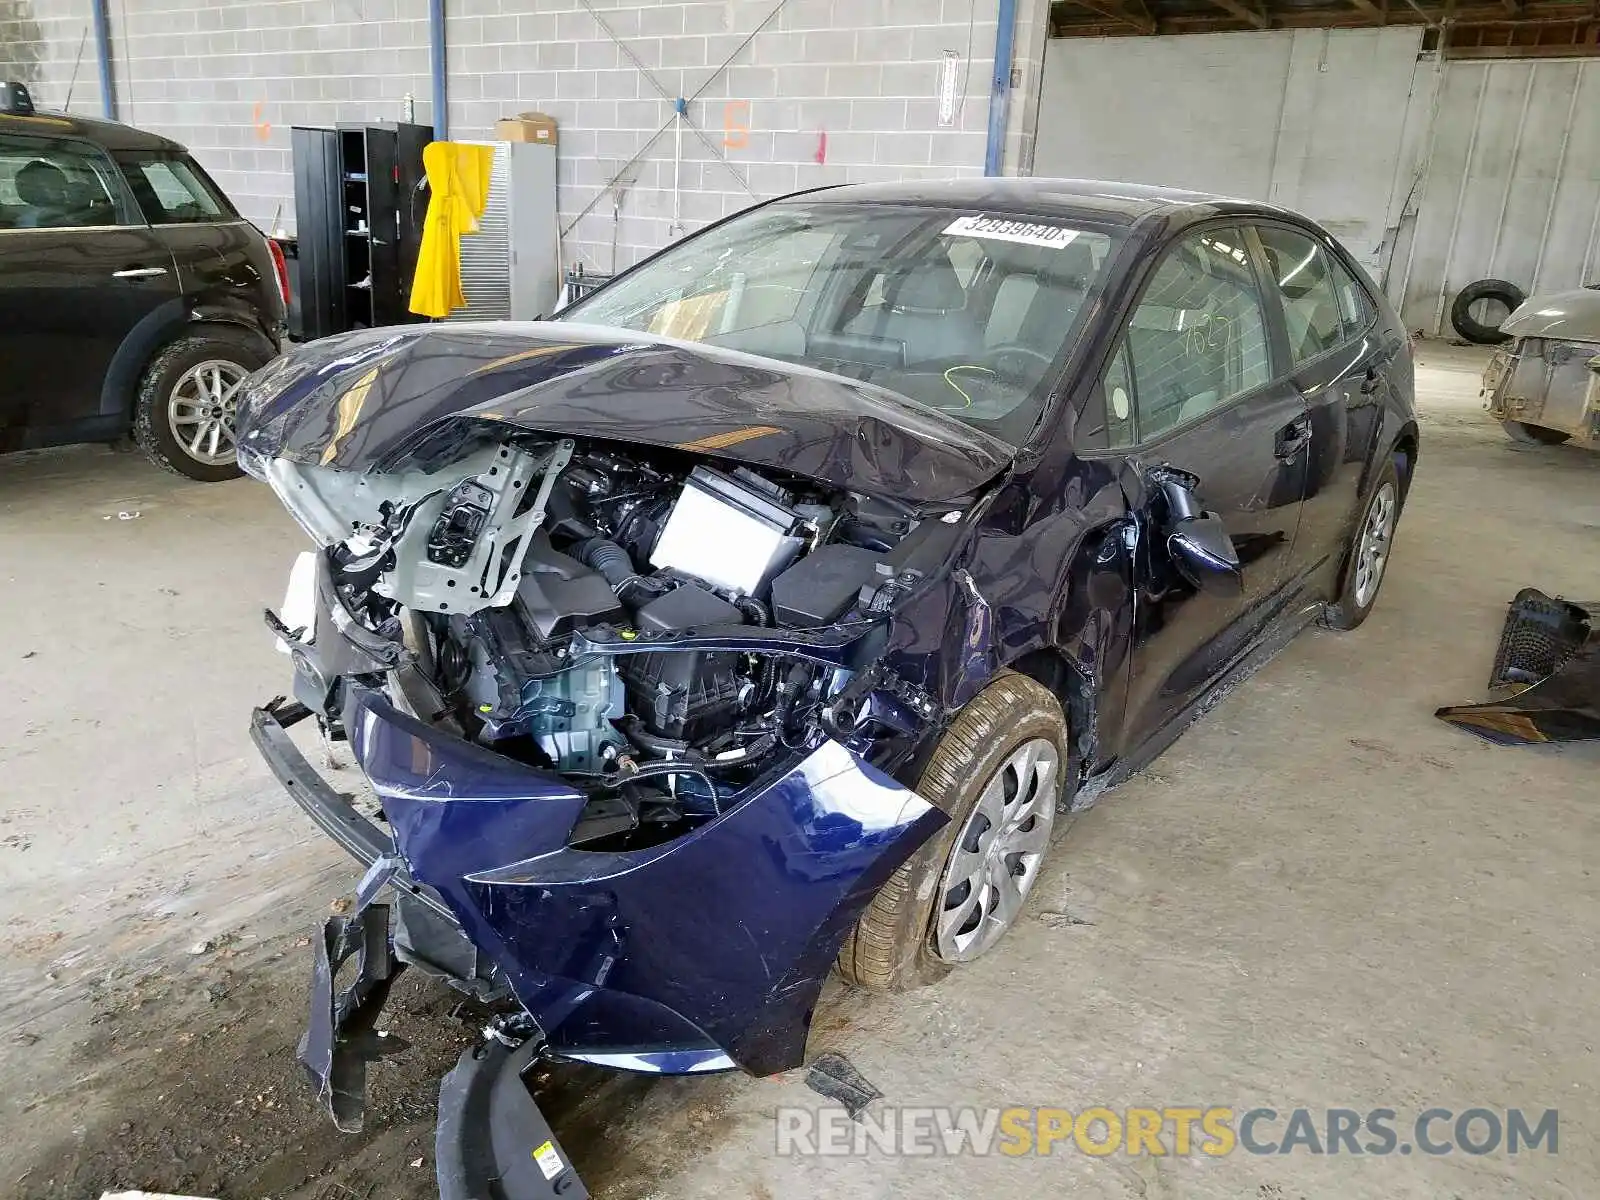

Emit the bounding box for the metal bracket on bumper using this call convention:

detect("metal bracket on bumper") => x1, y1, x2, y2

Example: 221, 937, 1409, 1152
437, 1039, 589, 1200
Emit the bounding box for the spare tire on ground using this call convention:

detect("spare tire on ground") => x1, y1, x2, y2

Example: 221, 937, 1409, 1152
1451, 278, 1526, 345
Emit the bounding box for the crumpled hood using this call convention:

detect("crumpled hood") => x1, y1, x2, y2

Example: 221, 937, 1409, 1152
236, 321, 1011, 503
1501, 287, 1600, 341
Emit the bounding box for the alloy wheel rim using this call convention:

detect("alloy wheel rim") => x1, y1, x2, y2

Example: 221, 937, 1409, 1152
168, 359, 248, 466
1353, 481, 1396, 608
932, 737, 1059, 963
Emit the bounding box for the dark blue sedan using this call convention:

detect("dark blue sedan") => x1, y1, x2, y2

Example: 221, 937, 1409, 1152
239, 179, 1415, 1200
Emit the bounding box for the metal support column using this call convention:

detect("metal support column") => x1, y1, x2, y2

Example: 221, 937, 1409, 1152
429, 0, 448, 141
985, 0, 1019, 177
92, 0, 115, 119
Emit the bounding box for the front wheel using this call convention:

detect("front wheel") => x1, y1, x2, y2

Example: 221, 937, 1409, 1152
836, 672, 1068, 992
1321, 457, 1403, 631
133, 329, 274, 482
1502, 420, 1570, 446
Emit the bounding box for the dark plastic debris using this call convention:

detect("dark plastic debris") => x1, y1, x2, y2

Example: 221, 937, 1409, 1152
1436, 588, 1600, 745
805, 1051, 883, 1121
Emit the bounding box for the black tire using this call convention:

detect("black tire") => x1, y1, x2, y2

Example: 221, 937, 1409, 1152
1502, 420, 1570, 446
836, 672, 1069, 992
133, 328, 273, 482
1322, 455, 1404, 632
1450, 278, 1525, 345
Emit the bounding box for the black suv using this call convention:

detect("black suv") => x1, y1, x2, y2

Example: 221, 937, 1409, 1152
0, 83, 286, 481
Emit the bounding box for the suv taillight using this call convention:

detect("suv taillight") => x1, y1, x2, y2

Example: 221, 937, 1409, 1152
267, 238, 290, 310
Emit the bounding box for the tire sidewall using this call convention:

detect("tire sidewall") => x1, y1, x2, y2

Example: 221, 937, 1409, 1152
1451, 279, 1524, 346
1329, 457, 1402, 628
874, 675, 1069, 990
135, 331, 271, 482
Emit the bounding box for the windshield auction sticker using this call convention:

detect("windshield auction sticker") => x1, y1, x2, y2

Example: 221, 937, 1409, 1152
943, 215, 1080, 249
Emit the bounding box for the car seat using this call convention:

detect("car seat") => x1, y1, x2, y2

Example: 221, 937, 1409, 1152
847, 252, 984, 364
15, 160, 78, 228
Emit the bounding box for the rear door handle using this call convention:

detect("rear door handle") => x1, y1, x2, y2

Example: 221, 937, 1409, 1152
112, 266, 168, 278
1275, 416, 1311, 460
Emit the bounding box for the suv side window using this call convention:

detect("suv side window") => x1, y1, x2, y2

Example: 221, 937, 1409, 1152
0, 136, 128, 230
113, 151, 232, 225
1118, 226, 1272, 442
1254, 225, 1349, 366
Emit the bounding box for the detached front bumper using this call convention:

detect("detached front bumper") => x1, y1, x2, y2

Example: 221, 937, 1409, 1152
251, 680, 944, 1194
252, 698, 587, 1200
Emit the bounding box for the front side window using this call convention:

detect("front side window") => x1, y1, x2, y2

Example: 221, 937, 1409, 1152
1255, 225, 1348, 366
0, 136, 127, 230
563, 203, 1123, 448
114, 152, 231, 225
1120, 227, 1272, 441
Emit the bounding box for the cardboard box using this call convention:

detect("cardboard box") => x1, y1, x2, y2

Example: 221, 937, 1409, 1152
495, 112, 558, 145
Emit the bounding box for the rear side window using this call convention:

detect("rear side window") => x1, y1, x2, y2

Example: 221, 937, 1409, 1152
0, 135, 129, 230
1255, 226, 1349, 366
114, 152, 232, 225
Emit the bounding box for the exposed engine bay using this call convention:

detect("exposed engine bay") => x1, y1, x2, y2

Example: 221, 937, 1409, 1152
276, 431, 940, 849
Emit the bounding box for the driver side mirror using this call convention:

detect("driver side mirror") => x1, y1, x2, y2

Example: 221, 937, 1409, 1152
1153, 467, 1243, 597
1168, 515, 1242, 597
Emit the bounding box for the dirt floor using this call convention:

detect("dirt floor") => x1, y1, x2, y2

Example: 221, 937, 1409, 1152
1, 342, 1596, 1199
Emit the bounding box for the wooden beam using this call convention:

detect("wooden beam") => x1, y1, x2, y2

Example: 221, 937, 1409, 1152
1207, 0, 1270, 27
1447, 37, 1600, 51
1502, 0, 1524, 13
1071, 0, 1157, 33
1348, 0, 1386, 18
1053, 1, 1595, 36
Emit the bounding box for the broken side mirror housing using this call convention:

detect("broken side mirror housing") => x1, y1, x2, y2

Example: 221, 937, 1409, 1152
1168, 514, 1243, 597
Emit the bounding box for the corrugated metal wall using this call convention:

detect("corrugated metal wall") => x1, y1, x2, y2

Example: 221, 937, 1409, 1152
1032, 29, 1431, 279
1398, 58, 1600, 335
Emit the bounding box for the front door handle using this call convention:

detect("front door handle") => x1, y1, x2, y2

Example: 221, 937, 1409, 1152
1275, 416, 1311, 460
112, 266, 168, 278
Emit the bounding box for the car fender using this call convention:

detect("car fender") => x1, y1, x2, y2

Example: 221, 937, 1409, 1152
99, 297, 190, 421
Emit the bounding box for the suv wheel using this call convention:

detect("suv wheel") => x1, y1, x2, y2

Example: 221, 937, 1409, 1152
134, 330, 272, 481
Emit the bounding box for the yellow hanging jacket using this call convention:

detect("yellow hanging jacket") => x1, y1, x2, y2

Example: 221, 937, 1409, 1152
408, 141, 494, 320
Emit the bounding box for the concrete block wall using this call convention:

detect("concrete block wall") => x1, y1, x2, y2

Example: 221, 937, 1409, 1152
3, 0, 1050, 272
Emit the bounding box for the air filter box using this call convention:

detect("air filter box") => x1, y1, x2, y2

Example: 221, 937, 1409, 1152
620, 583, 743, 740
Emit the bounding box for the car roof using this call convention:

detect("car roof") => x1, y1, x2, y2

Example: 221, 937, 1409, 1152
0, 108, 184, 152
795, 177, 1282, 229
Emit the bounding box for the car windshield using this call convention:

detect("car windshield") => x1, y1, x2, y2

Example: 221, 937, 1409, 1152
563, 203, 1123, 447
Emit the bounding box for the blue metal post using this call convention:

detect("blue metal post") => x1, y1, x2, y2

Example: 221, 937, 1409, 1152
429, 0, 448, 140
984, 0, 1018, 177
92, 0, 116, 119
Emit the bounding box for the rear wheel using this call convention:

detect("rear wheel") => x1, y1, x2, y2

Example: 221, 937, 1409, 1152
1321, 456, 1403, 631
1502, 420, 1570, 446
836, 672, 1068, 992
134, 329, 273, 482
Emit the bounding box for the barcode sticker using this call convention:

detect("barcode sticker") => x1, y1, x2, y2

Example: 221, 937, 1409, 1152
943, 215, 1080, 249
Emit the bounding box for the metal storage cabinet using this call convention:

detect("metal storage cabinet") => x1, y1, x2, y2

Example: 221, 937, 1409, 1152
291, 121, 432, 340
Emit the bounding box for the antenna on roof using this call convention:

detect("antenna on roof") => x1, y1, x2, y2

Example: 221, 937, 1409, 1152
0, 82, 35, 116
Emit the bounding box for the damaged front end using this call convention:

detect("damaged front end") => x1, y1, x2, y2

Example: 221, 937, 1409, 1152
241, 325, 991, 1196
